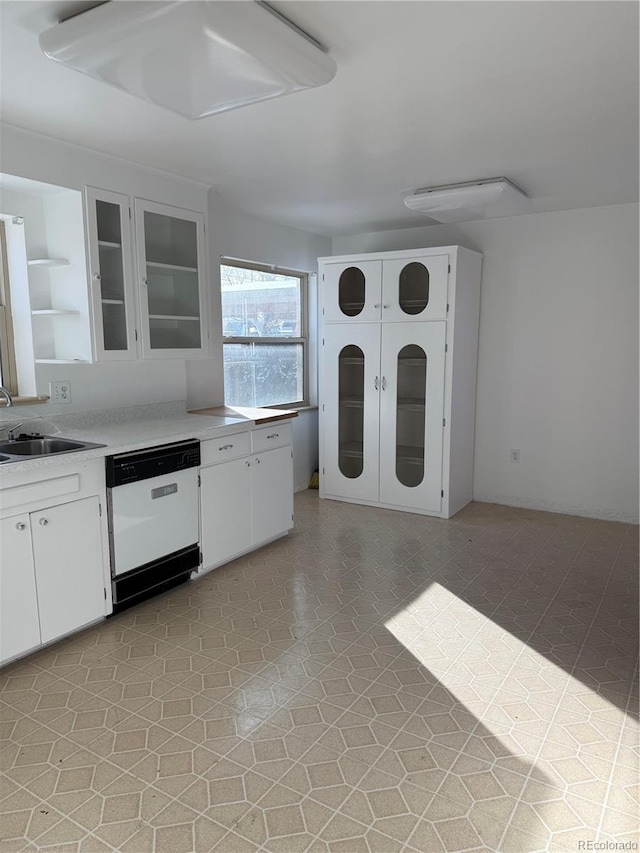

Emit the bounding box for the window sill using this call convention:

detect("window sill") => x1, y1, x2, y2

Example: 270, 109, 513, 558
265, 404, 318, 413
0, 395, 49, 407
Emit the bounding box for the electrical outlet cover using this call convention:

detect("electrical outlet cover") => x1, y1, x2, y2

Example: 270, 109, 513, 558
50, 380, 71, 404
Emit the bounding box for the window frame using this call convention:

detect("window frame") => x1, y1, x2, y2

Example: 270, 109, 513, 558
0, 220, 19, 396
220, 258, 309, 408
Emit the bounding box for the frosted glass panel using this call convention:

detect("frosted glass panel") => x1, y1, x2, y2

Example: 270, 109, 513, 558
338, 345, 364, 479
396, 344, 426, 487
399, 262, 429, 315
339, 267, 365, 317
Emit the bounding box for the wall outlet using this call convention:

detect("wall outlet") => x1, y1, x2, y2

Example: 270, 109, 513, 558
50, 380, 71, 404
510, 449, 520, 463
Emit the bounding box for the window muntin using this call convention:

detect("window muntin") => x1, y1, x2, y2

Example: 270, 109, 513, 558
221, 261, 307, 407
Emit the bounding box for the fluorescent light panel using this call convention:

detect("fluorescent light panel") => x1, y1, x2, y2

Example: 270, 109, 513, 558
39, 1, 337, 120
404, 177, 531, 223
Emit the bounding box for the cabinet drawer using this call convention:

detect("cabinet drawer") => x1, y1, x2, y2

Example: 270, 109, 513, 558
201, 431, 250, 466
251, 422, 292, 453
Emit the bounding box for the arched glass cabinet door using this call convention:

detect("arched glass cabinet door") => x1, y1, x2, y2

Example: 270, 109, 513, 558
398, 262, 430, 315
338, 344, 365, 479
395, 344, 426, 487
322, 260, 382, 322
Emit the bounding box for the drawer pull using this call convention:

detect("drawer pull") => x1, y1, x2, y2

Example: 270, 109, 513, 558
267, 433, 279, 439
39, 518, 49, 526
219, 444, 234, 451
15, 521, 27, 531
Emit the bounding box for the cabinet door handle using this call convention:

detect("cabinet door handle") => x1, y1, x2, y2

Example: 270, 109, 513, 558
219, 444, 234, 451
383, 304, 389, 309
39, 518, 49, 526
245, 461, 251, 467
374, 303, 381, 308
374, 375, 379, 390
94, 273, 101, 281
255, 458, 261, 464
142, 278, 148, 285
381, 376, 386, 391
15, 521, 27, 531
267, 433, 279, 439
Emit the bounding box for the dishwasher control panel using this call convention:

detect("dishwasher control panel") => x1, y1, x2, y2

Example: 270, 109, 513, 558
106, 440, 200, 487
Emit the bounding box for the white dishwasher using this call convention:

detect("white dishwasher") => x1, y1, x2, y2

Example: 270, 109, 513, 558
105, 440, 200, 612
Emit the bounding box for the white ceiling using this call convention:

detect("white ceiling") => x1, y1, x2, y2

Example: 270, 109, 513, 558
1, 1, 638, 236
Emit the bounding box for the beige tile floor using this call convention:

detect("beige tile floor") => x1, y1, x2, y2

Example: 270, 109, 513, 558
1, 493, 638, 853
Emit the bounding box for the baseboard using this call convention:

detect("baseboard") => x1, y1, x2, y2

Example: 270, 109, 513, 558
473, 492, 638, 524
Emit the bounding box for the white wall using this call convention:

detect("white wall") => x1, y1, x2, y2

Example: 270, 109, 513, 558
186, 197, 331, 491
333, 204, 639, 523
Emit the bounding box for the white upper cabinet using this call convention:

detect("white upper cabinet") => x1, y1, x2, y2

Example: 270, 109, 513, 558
323, 260, 382, 323
85, 187, 138, 360
381, 253, 449, 321
135, 199, 208, 359
84, 189, 209, 361
322, 252, 449, 323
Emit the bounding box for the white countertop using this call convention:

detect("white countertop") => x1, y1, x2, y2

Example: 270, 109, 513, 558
0, 413, 251, 476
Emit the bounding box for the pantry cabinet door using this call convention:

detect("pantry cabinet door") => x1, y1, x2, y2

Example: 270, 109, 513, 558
381, 254, 449, 322
322, 261, 382, 323
321, 323, 381, 502
378, 322, 446, 512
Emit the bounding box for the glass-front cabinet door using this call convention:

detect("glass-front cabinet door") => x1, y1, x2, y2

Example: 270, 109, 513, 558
134, 199, 208, 358
381, 253, 449, 322
85, 187, 137, 360
378, 322, 447, 512
322, 323, 381, 502
323, 261, 382, 323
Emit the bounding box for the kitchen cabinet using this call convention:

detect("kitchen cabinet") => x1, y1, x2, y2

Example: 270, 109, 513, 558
0, 461, 110, 667
322, 252, 449, 324
31, 497, 105, 644
85, 187, 138, 360
199, 423, 294, 572
319, 246, 482, 519
134, 199, 208, 359
84, 189, 210, 361
0, 514, 41, 663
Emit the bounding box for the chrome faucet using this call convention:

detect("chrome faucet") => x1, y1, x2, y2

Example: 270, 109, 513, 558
0, 386, 13, 407
7, 421, 24, 441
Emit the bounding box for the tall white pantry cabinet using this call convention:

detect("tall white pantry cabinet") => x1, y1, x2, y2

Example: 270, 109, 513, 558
318, 246, 482, 519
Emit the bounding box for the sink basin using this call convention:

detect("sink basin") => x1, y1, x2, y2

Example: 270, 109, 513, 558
0, 438, 86, 456
0, 435, 106, 463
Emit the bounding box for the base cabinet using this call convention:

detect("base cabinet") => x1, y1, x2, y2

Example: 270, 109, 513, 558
252, 446, 294, 545
0, 514, 41, 663
200, 456, 252, 568
319, 245, 482, 518
0, 493, 107, 666
31, 497, 106, 645
200, 426, 294, 571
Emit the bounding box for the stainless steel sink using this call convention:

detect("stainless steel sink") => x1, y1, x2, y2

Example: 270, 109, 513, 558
0, 435, 106, 463
0, 438, 87, 455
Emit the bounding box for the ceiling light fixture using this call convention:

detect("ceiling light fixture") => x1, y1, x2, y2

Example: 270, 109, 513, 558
404, 177, 531, 223
39, 1, 337, 120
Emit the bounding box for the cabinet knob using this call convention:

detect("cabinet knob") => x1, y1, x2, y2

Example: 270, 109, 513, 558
255, 458, 261, 464
245, 461, 250, 467
39, 518, 49, 526
94, 273, 101, 281
142, 278, 148, 285
374, 303, 381, 308
374, 375, 379, 391
15, 521, 27, 531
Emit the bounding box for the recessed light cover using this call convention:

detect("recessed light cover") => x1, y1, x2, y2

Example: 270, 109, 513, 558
39, 1, 337, 119
404, 178, 531, 223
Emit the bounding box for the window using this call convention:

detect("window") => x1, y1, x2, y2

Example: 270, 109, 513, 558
0, 220, 18, 395
221, 260, 307, 407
